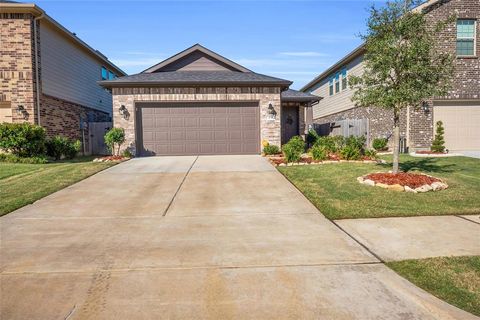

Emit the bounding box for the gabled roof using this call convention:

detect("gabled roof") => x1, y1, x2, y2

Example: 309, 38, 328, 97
142, 44, 252, 73
99, 71, 292, 87
281, 89, 321, 103
300, 0, 447, 92
0, 2, 126, 76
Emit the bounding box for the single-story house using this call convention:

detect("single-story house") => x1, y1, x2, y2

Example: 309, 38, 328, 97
0, 1, 126, 153
100, 44, 320, 156
301, 0, 479, 152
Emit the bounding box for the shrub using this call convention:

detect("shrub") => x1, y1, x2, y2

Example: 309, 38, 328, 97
305, 129, 320, 147
340, 145, 361, 160
122, 149, 133, 158
263, 144, 280, 155
372, 137, 388, 151
0, 123, 46, 157
310, 145, 328, 161
431, 121, 445, 153
0, 153, 48, 164
345, 135, 366, 151
314, 135, 346, 153
282, 136, 305, 163
364, 149, 378, 159
46, 136, 81, 160
104, 128, 125, 156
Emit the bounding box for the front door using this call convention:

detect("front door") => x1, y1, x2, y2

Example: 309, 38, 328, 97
281, 106, 299, 144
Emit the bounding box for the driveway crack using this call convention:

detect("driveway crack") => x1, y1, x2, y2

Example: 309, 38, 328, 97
162, 156, 198, 216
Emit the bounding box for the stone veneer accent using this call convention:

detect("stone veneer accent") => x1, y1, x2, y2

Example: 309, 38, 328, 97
112, 87, 282, 155
0, 13, 37, 123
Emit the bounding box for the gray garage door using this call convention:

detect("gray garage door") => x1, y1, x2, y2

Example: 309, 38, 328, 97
136, 102, 260, 156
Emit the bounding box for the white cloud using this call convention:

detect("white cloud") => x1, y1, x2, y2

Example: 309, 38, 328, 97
279, 51, 328, 57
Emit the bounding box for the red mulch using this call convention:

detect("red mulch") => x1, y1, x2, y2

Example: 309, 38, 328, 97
365, 172, 441, 188
416, 151, 446, 154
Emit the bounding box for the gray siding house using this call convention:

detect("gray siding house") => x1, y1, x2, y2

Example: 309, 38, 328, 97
302, 0, 480, 152
0, 1, 125, 152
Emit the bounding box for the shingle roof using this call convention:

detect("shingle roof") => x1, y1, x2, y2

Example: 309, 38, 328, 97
99, 71, 292, 87
281, 89, 321, 102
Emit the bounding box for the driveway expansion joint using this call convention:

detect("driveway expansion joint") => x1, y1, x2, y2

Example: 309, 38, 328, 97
162, 155, 198, 216
455, 214, 480, 225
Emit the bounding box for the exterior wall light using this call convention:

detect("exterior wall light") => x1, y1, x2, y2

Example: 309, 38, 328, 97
119, 105, 129, 120
16, 105, 28, 119
421, 101, 429, 113
266, 103, 277, 121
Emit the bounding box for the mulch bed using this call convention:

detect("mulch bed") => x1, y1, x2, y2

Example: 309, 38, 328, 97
416, 151, 446, 155
364, 172, 441, 189
267, 153, 380, 166
93, 155, 129, 162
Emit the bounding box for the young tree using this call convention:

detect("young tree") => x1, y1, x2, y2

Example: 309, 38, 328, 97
349, 0, 454, 173
431, 121, 446, 153
104, 127, 125, 156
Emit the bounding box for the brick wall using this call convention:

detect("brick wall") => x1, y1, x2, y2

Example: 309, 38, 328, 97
40, 94, 110, 153
0, 13, 36, 123
112, 87, 282, 155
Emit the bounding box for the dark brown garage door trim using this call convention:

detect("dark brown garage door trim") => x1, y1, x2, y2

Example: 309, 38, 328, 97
135, 101, 261, 156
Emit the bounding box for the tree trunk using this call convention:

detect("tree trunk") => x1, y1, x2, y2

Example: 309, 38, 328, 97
392, 108, 400, 173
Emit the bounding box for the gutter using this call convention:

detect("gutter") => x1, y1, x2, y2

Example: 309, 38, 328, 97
33, 13, 44, 126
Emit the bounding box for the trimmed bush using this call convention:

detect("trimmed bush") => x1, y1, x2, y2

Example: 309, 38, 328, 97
311, 145, 328, 161
364, 149, 378, 159
372, 137, 388, 151
263, 144, 280, 155
282, 136, 305, 163
104, 128, 125, 156
0, 153, 48, 164
340, 145, 361, 160
0, 123, 46, 157
314, 135, 345, 153
46, 136, 81, 160
431, 121, 445, 153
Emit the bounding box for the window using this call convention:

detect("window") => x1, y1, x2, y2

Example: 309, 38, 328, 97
334, 72, 340, 93
341, 68, 347, 90
329, 77, 334, 96
108, 71, 116, 80
456, 19, 476, 56
101, 67, 108, 80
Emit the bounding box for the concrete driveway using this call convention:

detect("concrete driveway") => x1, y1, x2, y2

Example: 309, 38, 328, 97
0, 156, 476, 319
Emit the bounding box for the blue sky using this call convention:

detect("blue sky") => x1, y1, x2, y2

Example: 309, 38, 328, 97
35, 0, 382, 89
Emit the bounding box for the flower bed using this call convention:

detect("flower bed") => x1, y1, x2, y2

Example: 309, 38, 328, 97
358, 172, 448, 193
93, 155, 129, 162
267, 154, 383, 167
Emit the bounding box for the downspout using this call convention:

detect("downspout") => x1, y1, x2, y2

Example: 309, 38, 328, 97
33, 13, 44, 126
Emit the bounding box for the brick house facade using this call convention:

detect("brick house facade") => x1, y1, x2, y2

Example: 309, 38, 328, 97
0, 3, 125, 153
303, 0, 480, 151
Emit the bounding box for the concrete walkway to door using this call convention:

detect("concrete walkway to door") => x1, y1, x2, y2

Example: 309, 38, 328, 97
0, 156, 476, 319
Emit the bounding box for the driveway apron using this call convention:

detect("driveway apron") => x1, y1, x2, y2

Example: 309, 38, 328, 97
0, 155, 476, 319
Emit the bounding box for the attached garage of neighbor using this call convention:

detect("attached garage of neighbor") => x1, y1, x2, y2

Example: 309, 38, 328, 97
100, 44, 319, 156
434, 101, 480, 151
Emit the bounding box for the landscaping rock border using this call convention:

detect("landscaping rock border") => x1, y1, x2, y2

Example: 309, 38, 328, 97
357, 173, 448, 193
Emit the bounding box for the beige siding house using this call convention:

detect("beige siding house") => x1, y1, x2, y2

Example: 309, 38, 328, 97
0, 2, 125, 152
302, 0, 480, 152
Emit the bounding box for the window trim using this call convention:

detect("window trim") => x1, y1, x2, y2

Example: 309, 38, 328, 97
329, 77, 334, 96
456, 19, 477, 58
334, 72, 340, 93
341, 68, 347, 90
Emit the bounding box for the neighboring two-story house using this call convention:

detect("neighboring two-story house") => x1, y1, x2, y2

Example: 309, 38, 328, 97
302, 0, 479, 152
0, 1, 125, 152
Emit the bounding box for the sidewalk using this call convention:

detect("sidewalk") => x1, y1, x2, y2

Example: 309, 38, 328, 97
335, 215, 480, 261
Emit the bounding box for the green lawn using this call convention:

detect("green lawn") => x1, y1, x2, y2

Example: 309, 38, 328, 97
0, 157, 116, 216
387, 256, 480, 317
278, 155, 480, 219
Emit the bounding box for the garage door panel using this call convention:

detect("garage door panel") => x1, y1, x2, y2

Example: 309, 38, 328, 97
138, 102, 260, 156
434, 104, 480, 151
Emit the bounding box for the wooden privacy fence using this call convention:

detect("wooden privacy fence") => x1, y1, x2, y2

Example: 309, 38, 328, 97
88, 122, 112, 155
313, 118, 369, 144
